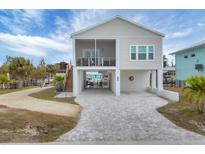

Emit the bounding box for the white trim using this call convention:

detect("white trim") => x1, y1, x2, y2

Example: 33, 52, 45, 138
73, 36, 162, 39
76, 66, 117, 70
116, 39, 120, 69
129, 44, 155, 61
71, 16, 165, 38
169, 39, 205, 55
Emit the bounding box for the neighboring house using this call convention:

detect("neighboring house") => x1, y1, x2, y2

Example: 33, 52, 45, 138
170, 40, 205, 87
71, 16, 165, 96
55, 62, 68, 77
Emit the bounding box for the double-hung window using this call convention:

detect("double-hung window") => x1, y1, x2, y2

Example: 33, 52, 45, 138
148, 45, 154, 60
130, 45, 155, 61
130, 46, 137, 60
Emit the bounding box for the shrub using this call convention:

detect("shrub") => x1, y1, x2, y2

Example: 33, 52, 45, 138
184, 76, 205, 113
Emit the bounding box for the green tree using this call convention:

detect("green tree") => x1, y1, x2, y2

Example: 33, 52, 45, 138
7, 57, 34, 80
0, 74, 10, 89
38, 58, 47, 80
184, 76, 205, 113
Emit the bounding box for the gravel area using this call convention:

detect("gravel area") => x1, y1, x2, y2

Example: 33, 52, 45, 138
57, 89, 205, 143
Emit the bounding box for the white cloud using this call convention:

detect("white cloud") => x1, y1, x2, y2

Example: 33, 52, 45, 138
70, 10, 107, 32
197, 22, 205, 27
0, 33, 71, 57
132, 14, 147, 24
167, 28, 193, 39
0, 10, 44, 34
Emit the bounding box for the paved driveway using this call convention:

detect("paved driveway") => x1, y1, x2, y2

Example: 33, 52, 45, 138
58, 89, 205, 144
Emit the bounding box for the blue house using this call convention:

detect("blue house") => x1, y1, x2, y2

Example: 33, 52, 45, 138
170, 40, 205, 87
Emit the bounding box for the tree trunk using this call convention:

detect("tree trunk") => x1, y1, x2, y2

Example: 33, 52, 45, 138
199, 102, 205, 113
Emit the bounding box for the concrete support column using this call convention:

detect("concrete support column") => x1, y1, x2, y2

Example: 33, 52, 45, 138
157, 69, 163, 90
72, 39, 76, 66
115, 69, 120, 96
73, 67, 78, 96
115, 39, 120, 68
151, 70, 156, 89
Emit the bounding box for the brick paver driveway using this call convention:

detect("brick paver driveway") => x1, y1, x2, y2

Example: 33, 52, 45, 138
57, 89, 205, 144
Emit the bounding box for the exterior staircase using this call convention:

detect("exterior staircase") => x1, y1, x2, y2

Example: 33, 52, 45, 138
63, 64, 73, 92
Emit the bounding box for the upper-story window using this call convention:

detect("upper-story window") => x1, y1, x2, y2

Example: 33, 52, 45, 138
184, 55, 188, 58
191, 53, 195, 57
130, 45, 155, 61
131, 46, 137, 60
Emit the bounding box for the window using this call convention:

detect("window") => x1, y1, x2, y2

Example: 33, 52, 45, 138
191, 53, 195, 57
184, 55, 188, 58
148, 46, 154, 60
130, 45, 137, 60
130, 45, 154, 60
138, 46, 147, 60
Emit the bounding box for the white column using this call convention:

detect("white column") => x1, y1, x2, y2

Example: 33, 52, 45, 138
73, 67, 78, 96
115, 69, 120, 96
95, 39, 96, 66
151, 70, 156, 89
72, 39, 76, 66
157, 69, 163, 90
115, 39, 120, 68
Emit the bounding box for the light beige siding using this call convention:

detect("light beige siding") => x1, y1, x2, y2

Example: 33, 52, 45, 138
73, 18, 162, 39
119, 37, 162, 70
73, 18, 163, 70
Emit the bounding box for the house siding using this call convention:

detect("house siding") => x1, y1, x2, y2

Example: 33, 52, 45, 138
73, 18, 161, 39
175, 46, 205, 82
73, 18, 163, 70
119, 37, 162, 70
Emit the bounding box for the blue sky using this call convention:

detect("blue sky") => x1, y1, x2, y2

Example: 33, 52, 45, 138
1, 9, 205, 66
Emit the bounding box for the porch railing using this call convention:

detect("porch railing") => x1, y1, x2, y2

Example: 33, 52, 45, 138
76, 57, 116, 67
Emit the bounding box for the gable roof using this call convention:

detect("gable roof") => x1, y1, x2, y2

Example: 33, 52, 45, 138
170, 40, 205, 55
71, 16, 165, 38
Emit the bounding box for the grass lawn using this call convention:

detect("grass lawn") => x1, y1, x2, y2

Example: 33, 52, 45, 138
158, 87, 205, 136
29, 87, 76, 104
0, 86, 36, 95
0, 105, 77, 143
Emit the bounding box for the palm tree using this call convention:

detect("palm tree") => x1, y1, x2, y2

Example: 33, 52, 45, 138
184, 76, 205, 113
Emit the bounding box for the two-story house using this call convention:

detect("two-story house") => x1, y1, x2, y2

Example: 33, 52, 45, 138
71, 16, 165, 97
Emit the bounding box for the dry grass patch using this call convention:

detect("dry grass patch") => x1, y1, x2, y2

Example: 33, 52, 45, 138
0, 105, 78, 143
158, 87, 205, 136
29, 87, 76, 104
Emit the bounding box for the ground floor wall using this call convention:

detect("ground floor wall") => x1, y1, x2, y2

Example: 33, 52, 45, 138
120, 70, 150, 92
73, 67, 163, 96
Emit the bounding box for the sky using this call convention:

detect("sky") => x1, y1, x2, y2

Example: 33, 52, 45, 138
1, 9, 205, 66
